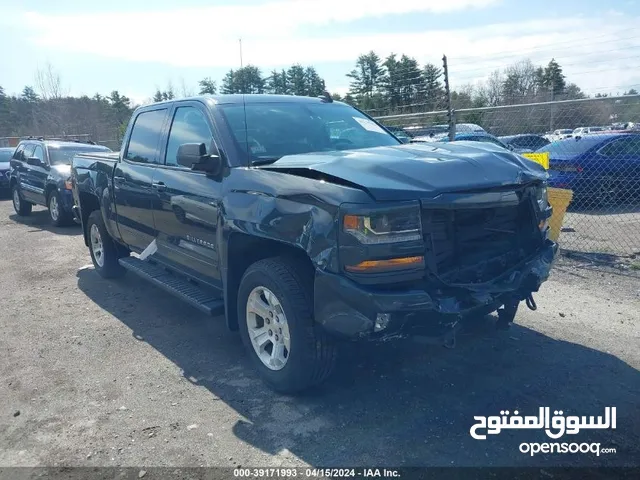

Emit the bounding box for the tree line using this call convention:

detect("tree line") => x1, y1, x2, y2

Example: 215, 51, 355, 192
1, 55, 639, 142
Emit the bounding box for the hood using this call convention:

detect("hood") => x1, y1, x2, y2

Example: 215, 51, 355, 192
51, 164, 71, 178
261, 143, 548, 201
0, 162, 9, 171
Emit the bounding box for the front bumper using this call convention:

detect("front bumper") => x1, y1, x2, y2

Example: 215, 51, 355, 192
314, 240, 558, 340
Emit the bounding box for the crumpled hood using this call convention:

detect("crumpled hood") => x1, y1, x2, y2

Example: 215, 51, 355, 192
261, 142, 548, 201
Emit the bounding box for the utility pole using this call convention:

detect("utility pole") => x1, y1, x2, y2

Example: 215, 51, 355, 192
442, 55, 455, 141
239, 38, 244, 68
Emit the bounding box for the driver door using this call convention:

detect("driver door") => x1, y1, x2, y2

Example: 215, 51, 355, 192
151, 101, 224, 288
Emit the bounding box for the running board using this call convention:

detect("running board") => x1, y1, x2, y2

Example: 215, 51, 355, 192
118, 257, 225, 316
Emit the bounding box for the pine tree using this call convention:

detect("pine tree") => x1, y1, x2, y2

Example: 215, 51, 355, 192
382, 54, 402, 109
422, 63, 444, 109
286, 64, 307, 96
346, 51, 385, 106
304, 67, 325, 97
198, 77, 217, 95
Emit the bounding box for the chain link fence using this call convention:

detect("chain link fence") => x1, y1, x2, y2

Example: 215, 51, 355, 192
374, 95, 640, 259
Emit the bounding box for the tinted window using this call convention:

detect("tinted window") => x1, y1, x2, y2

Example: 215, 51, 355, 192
165, 107, 213, 167
125, 109, 167, 164
599, 137, 640, 156
48, 145, 111, 165
539, 136, 608, 156
12, 145, 25, 160
22, 145, 35, 159
0, 149, 13, 162
32, 145, 45, 163
219, 102, 399, 163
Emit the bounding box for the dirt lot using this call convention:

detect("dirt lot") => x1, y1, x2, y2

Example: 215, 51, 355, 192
1, 198, 639, 470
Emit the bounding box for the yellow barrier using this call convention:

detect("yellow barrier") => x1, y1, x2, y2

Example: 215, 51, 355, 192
547, 187, 574, 242
521, 152, 550, 170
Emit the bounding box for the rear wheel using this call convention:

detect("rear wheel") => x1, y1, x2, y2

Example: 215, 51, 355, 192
87, 210, 127, 278
12, 184, 32, 216
237, 257, 337, 394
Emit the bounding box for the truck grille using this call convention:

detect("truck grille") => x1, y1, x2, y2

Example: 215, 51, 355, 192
422, 198, 540, 284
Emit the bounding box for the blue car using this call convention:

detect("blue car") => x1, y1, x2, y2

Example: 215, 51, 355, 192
415, 131, 513, 150
537, 133, 640, 206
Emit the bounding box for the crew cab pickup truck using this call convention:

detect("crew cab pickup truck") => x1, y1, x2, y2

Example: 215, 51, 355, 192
71, 94, 557, 393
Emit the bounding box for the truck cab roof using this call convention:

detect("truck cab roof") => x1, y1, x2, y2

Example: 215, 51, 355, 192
145, 94, 341, 108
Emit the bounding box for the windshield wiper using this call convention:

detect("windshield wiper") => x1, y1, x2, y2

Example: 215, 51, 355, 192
251, 156, 282, 166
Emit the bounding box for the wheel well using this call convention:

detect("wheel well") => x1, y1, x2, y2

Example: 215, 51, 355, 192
44, 184, 57, 202
79, 192, 100, 246
225, 233, 315, 331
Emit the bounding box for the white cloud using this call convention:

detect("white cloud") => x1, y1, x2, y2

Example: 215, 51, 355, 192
17, 3, 640, 95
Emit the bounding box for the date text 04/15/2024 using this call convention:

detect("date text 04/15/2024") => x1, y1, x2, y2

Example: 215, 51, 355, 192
233, 468, 401, 478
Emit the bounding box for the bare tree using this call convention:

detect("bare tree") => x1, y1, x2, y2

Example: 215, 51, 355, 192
35, 63, 67, 100
179, 78, 194, 98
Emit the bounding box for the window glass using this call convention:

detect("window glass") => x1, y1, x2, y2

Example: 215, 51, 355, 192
219, 102, 399, 163
22, 145, 35, 159
12, 145, 25, 160
0, 149, 14, 162
125, 109, 167, 164
48, 144, 111, 165
599, 137, 640, 156
32, 145, 45, 163
165, 107, 213, 167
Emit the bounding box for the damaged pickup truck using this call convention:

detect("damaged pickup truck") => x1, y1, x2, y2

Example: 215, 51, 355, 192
71, 94, 557, 393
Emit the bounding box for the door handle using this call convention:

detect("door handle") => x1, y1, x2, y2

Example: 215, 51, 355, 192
152, 181, 166, 192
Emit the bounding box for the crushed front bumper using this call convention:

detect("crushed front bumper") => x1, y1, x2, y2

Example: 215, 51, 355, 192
314, 239, 558, 340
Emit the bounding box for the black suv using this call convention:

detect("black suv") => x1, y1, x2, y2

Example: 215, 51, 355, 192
9, 138, 111, 226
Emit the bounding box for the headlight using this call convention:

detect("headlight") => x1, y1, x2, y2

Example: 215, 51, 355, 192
536, 185, 548, 210
343, 206, 422, 244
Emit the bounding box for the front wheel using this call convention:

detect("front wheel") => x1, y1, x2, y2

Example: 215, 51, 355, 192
12, 184, 32, 216
48, 191, 72, 226
237, 257, 337, 394
86, 210, 126, 279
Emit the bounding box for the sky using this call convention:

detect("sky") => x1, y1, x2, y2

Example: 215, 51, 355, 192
1, 0, 640, 105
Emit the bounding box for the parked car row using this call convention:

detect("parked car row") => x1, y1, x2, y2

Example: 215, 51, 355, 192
4, 94, 557, 394
381, 121, 640, 208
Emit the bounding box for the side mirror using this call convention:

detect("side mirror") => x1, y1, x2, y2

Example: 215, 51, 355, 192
26, 156, 42, 166
176, 142, 222, 175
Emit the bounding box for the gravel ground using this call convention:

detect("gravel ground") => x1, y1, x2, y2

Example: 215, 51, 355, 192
1, 198, 639, 470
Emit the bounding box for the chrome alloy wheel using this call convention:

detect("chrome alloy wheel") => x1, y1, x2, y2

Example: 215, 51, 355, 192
245, 286, 291, 370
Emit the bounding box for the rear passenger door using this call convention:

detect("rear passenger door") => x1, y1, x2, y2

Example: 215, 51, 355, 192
17, 144, 41, 203
114, 107, 169, 250
151, 101, 223, 288
26, 145, 49, 205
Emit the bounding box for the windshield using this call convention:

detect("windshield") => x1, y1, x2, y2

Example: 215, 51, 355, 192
537, 137, 606, 156
219, 102, 400, 163
47, 144, 111, 165
0, 149, 13, 162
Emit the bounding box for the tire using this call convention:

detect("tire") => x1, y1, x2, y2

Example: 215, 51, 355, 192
86, 210, 127, 279
48, 190, 72, 227
237, 257, 337, 394
12, 184, 32, 216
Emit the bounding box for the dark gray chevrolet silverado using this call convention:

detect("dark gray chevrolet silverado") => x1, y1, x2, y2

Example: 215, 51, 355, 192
71, 94, 557, 393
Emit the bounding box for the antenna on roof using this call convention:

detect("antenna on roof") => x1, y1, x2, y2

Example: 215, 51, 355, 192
318, 91, 333, 103
239, 38, 244, 69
